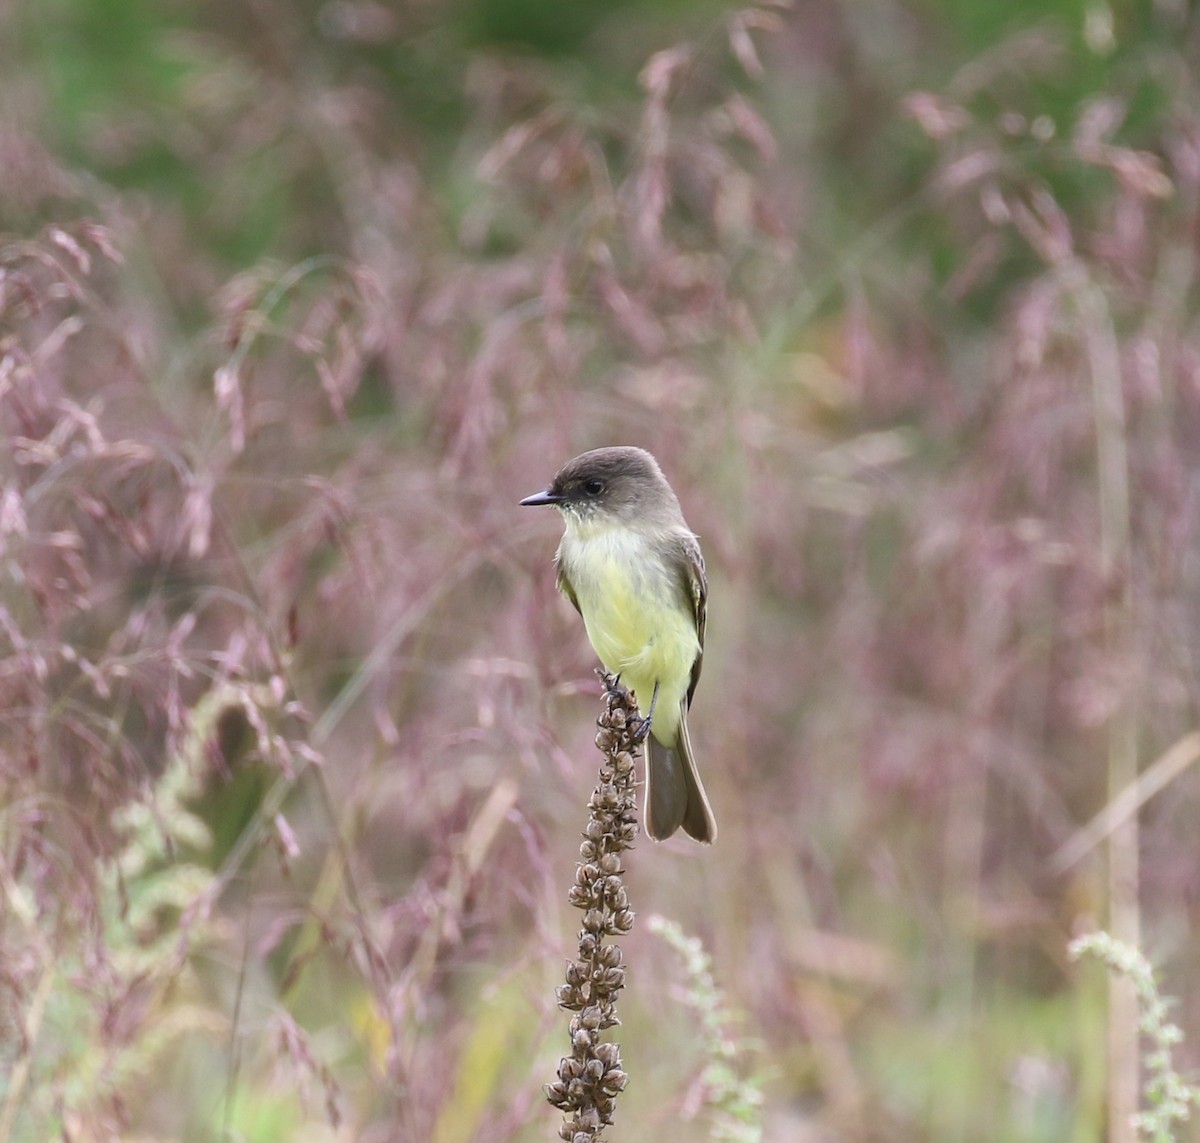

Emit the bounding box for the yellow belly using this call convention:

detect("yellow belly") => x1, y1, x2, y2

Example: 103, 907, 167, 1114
558, 527, 698, 738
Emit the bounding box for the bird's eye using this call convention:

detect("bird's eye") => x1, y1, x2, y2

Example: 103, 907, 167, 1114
583, 478, 605, 496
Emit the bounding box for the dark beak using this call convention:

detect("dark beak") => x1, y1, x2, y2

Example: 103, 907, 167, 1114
519, 489, 563, 507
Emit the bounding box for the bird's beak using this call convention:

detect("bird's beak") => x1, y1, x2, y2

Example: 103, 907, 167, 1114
519, 489, 563, 507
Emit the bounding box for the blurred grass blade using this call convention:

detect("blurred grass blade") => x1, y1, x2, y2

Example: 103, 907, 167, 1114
1050, 732, 1200, 876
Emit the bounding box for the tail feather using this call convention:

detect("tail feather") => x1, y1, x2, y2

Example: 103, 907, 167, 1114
644, 703, 717, 844
645, 735, 686, 841
676, 711, 717, 843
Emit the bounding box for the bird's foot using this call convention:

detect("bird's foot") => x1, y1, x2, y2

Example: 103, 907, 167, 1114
627, 681, 659, 744
628, 712, 653, 744
599, 670, 628, 699
598, 671, 654, 741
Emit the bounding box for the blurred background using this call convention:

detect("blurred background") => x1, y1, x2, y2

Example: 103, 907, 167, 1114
3, 0, 1200, 1139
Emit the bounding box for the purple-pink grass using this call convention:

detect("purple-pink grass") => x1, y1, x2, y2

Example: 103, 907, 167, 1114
2, 2, 1200, 1139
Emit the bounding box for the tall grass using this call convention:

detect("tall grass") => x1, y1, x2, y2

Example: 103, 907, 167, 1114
3, 1, 1200, 1139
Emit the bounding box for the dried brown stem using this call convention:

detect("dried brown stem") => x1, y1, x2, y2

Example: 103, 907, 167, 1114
545, 671, 638, 1141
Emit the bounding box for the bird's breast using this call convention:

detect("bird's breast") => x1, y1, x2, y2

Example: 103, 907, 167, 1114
557, 526, 698, 712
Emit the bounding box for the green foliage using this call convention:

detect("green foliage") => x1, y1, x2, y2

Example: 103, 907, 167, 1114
1071, 933, 1200, 1142
0, 699, 221, 1142
648, 915, 766, 1142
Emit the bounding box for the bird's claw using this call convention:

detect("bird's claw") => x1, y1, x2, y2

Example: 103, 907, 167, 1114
599, 671, 653, 741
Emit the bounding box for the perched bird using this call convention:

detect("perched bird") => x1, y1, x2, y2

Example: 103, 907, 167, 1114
521, 446, 716, 843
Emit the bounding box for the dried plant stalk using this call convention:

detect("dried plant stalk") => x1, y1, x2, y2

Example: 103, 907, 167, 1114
545, 671, 637, 1141
1074, 273, 1140, 1142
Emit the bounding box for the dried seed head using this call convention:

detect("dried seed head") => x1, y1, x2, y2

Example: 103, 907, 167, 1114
559, 1056, 583, 1080
601, 1069, 628, 1096
549, 671, 640, 1137
566, 886, 589, 909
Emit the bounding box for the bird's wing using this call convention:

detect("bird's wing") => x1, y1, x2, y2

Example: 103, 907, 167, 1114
554, 551, 582, 616
679, 532, 707, 708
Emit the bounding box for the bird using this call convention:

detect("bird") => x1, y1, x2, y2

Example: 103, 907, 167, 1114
521, 446, 716, 843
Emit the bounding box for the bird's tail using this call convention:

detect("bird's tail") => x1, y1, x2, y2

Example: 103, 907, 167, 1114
644, 703, 717, 843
